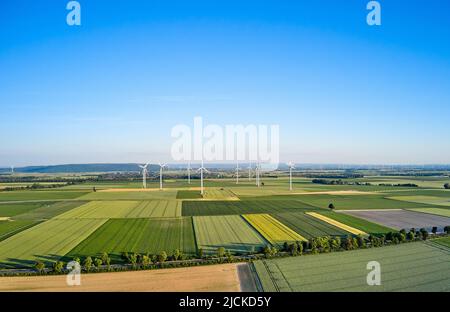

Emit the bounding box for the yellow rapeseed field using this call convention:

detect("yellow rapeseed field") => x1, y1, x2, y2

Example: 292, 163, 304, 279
243, 214, 306, 246
306, 212, 367, 235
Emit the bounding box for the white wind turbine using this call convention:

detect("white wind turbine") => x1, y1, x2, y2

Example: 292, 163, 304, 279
138, 163, 149, 188
187, 161, 191, 184
255, 161, 261, 187
11, 166, 14, 174
287, 162, 295, 191
235, 162, 240, 184
158, 163, 167, 190
197, 159, 209, 195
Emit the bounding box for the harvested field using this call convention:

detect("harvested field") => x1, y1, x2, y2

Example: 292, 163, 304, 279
306, 212, 367, 235
243, 214, 306, 247
0, 263, 241, 292
342, 209, 450, 231
0, 219, 107, 268
67, 217, 197, 259
272, 212, 349, 238
253, 242, 450, 291
193, 215, 267, 254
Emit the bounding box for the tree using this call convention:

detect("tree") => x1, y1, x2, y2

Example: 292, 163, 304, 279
35, 261, 46, 274
445, 226, 450, 234
101, 252, 111, 270
172, 249, 181, 261
157, 251, 167, 263
83, 256, 93, 273
128, 253, 138, 268
296, 241, 304, 255
197, 248, 204, 259
420, 228, 429, 240
328, 203, 335, 210
444, 183, 450, 189
53, 261, 64, 273
357, 235, 366, 248
283, 242, 289, 252
406, 231, 415, 241
141, 255, 150, 268
225, 250, 234, 263
431, 227, 438, 234
331, 237, 341, 251
217, 247, 226, 258
288, 243, 298, 256
73, 257, 81, 265
94, 258, 103, 270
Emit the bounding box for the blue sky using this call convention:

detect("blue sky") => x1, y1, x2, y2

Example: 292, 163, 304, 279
1, 0, 450, 166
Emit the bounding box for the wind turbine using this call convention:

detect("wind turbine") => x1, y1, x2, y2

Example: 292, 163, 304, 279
138, 163, 149, 189
197, 159, 209, 195
287, 162, 295, 191
10, 166, 14, 175
255, 161, 261, 187
158, 163, 167, 190
235, 162, 240, 184
187, 161, 191, 184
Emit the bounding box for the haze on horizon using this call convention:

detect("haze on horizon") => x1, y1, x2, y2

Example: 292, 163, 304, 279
1, 1, 450, 167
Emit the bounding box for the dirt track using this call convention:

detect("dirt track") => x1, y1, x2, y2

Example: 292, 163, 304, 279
0, 263, 241, 292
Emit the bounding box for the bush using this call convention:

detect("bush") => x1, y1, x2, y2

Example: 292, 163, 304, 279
445, 226, 450, 234
157, 251, 168, 263
444, 183, 450, 189
328, 203, 335, 210
83, 257, 93, 273
34, 261, 45, 274
217, 247, 226, 258
52, 261, 64, 273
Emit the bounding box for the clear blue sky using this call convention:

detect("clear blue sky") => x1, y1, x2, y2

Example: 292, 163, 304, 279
1, 0, 450, 166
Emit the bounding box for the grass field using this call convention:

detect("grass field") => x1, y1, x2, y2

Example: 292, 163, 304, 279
272, 212, 350, 238
176, 190, 202, 199
0, 218, 107, 268
193, 215, 267, 254
243, 214, 306, 247
182, 200, 320, 216
78, 189, 178, 200
0, 190, 89, 202
306, 212, 367, 235
13, 201, 88, 220
253, 242, 450, 291
320, 211, 395, 234
388, 196, 450, 207
0, 220, 40, 242
408, 208, 450, 218
67, 217, 197, 259
0, 202, 54, 217
123, 200, 182, 218
432, 237, 450, 248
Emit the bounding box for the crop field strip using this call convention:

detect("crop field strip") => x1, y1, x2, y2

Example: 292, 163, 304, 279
253, 242, 450, 292
320, 211, 395, 234
243, 214, 306, 247
123, 200, 182, 218
176, 190, 203, 199
272, 212, 350, 238
182, 200, 320, 216
0, 220, 41, 242
0, 202, 56, 217
13, 201, 89, 220
306, 212, 367, 235
55, 201, 140, 219
202, 189, 239, 200
341, 209, 450, 231
67, 217, 197, 259
78, 189, 178, 200
0, 190, 89, 202
407, 208, 450, 218
387, 195, 450, 207
0, 218, 107, 268
193, 215, 268, 254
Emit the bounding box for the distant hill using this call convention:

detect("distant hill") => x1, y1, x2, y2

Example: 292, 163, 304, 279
0, 163, 149, 174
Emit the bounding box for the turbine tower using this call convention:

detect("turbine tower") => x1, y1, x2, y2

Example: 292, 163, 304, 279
138, 163, 149, 189
235, 162, 240, 184
287, 162, 295, 191
187, 161, 191, 184
158, 163, 167, 190
197, 159, 209, 195
11, 166, 14, 175
256, 161, 261, 187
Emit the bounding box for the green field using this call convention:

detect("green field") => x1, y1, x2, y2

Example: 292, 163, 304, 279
0, 220, 40, 242
432, 237, 450, 248
55, 201, 139, 219
388, 195, 450, 207
67, 217, 197, 259
193, 215, 267, 254
182, 200, 320, 216
78, 189, 178, 200
272, 212, 350, 238
176, 190, 202, 199
13, 201, 89, 220
253, 242, 450, 291
0, 218, 107, 268
0, 202, 54, 217
319, 211, 395, 234
122, 200, 182, 218
0, 190, 88, 202
408, 208, 450, 218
